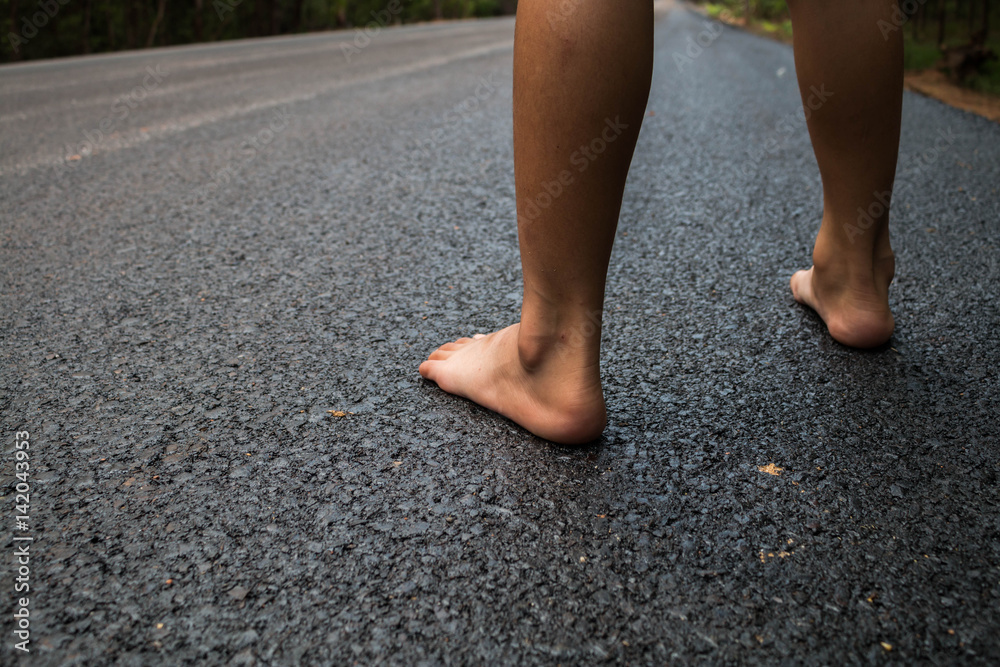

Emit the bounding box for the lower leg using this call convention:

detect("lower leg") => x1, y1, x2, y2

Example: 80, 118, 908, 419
787, 0, 903, 348
420, 0, 653, 443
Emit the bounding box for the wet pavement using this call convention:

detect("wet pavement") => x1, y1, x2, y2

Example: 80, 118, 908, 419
1, 4, 999, 664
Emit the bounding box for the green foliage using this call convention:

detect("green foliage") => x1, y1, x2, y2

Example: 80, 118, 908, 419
699, 0, 789, 23
703, 3, 730, 21
901, 0, 999, 93
0, 0, 513, 63
695, 0, 998, 96
757, 18, 791, 40
700, 1, 791, 40
903, 37, 944, 70
753, 0, 787, 21
967, 58, 1000, 95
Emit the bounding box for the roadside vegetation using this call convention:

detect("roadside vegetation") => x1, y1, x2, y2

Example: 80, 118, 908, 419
1, 0, 515, 63
694, 0, 998, 96
3, 0, 996, 100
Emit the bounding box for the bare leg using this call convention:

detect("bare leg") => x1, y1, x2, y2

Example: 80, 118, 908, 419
420, 0, 653, 444
787, 0, 902, 348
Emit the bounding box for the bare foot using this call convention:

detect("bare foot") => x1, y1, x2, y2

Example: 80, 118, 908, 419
418, 323, 607, 444
790, 253, 896, 348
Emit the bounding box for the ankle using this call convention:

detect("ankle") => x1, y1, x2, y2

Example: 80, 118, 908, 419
814, 218, 894, 279
812, 241, 895, 290
516, 311, 602, 371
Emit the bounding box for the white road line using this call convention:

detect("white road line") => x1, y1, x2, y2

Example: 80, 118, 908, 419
1, 39, 513, 177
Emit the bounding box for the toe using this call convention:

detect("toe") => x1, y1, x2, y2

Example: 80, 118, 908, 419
790, 267, 814, 306
419, 360, 462, 394
418, 359, 440, 380
428, 348, 456, 361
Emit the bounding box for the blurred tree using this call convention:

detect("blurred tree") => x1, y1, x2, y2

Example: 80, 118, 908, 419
939, 0, 947, 46
147, 0, 168, 47
194, 0, 204, 41
0, 0, 515, 62
81, 0, 91, 53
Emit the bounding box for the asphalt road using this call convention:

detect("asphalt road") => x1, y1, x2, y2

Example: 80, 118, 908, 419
2, 4, 999, 664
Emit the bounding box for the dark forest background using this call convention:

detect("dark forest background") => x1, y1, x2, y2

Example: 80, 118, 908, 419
2, 0, 518, 63
3, 0, 997, 96
698, 0, 998, 94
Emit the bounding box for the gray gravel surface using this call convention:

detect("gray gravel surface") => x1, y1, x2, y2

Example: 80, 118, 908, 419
2, 4, 999, 665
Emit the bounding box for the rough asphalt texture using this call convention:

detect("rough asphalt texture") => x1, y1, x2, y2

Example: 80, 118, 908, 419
2, 4, 999, 665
